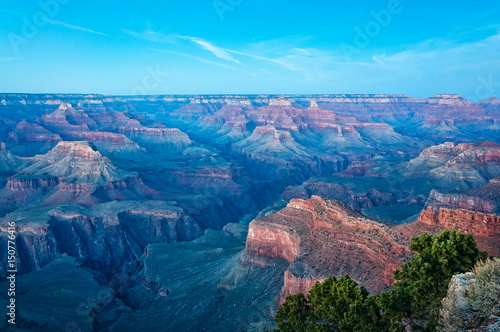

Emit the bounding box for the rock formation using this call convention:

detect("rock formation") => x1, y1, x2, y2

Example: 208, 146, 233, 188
0, 94, 499, 331
245, 196, 500, 304
245, 196, 409, 301
416, 206, 500, 256
425, 189, 495, 213
405, 142, 500, 190
440, 265, 500, 332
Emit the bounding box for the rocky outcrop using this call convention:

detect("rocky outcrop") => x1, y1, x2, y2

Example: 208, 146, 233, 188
445, 142, 500, 169
245, 196, 410, 302
416, 206, 500, 256
233, 125, 310, 159
215, 120, 250, 143
19, 141, 137, 184
417, 206, 439, 225
42, 106, 90, 132
0, 93, 499, 331
440, 272, 478, 332
280, 181, 424, 214
0, 204, 203, 279
5, 177, 59, 190
42, 102, 96, 127
468, 178, 500, 214
246, 197, 500, 304
8, 121, 61, 144
0, 142, 156, 209
440, 268, 500, 332
118, 209, 203, 247
280, 271, 325, 304
0, 229, 59, 276
406, 142, 500, 190
51, 131, 146, 161
0, 255, 124, 332
88, 111, 142, 131
407, 142, 473, 170
417, 206, 500, 236
0, 142, 20, 172
425, 190, 495, 213
269, 98, 293, 108
246, 221, 301, 263
119, 127, 192, 151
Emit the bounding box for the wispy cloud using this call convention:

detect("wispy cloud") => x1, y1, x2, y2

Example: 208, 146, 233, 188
124, 28, 311, 69
378, 31, 500, 71
150, 48, 241, 70
0, 58, 16, 61
180, 36, 243, 65
123, 29, 178, 43
303, 29, 500, 98
222, 48, 297, 70
290, 48, 314, 56
123, 25, 496, 91
371, 53, 386, 66
44, 18, 108, 36
124, 29, 244, 65
224, 37, 347, 73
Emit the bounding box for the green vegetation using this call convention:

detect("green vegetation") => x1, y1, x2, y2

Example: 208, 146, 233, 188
273, 229, 488, 332
439, 258, 500, 331
469, 258, 500, 321
273, 275, 388, 332
439, 258, 500, 332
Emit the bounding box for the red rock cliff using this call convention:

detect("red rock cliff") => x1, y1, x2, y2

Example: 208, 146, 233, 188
416, 206, 500, 256
245, 196, 410, 302
245, 196, 500, 304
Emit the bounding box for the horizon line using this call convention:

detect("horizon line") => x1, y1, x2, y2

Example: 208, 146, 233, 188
0, 93, 485, 99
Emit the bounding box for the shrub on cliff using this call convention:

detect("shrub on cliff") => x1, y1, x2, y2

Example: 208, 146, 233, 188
274, 229, 487, 332
438, 258, 500, 331
273, 275, 389, 331
382, 229, 487, 331
438, 272, 481, 332
469, 258, 500, 320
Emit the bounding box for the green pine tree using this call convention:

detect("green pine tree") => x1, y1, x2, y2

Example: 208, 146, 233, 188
382, 229, 488, 331
272, 229, 487, 332
274, 275, 389, 331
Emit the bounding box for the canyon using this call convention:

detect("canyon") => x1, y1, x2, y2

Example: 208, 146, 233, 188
245, 196, 500, 305
0, 94, 498, 331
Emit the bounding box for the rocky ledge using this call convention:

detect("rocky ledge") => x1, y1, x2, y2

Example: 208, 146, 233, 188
245, 196, 409, 302
245, 196, 500, 304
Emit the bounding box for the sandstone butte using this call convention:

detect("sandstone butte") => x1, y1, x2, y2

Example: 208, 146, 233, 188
244, 196, 500, 304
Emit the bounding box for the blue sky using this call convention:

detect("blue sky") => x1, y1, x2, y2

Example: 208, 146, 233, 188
0, 0, 499, 99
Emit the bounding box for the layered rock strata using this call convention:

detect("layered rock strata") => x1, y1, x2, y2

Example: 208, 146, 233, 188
245, 196, 500, 304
